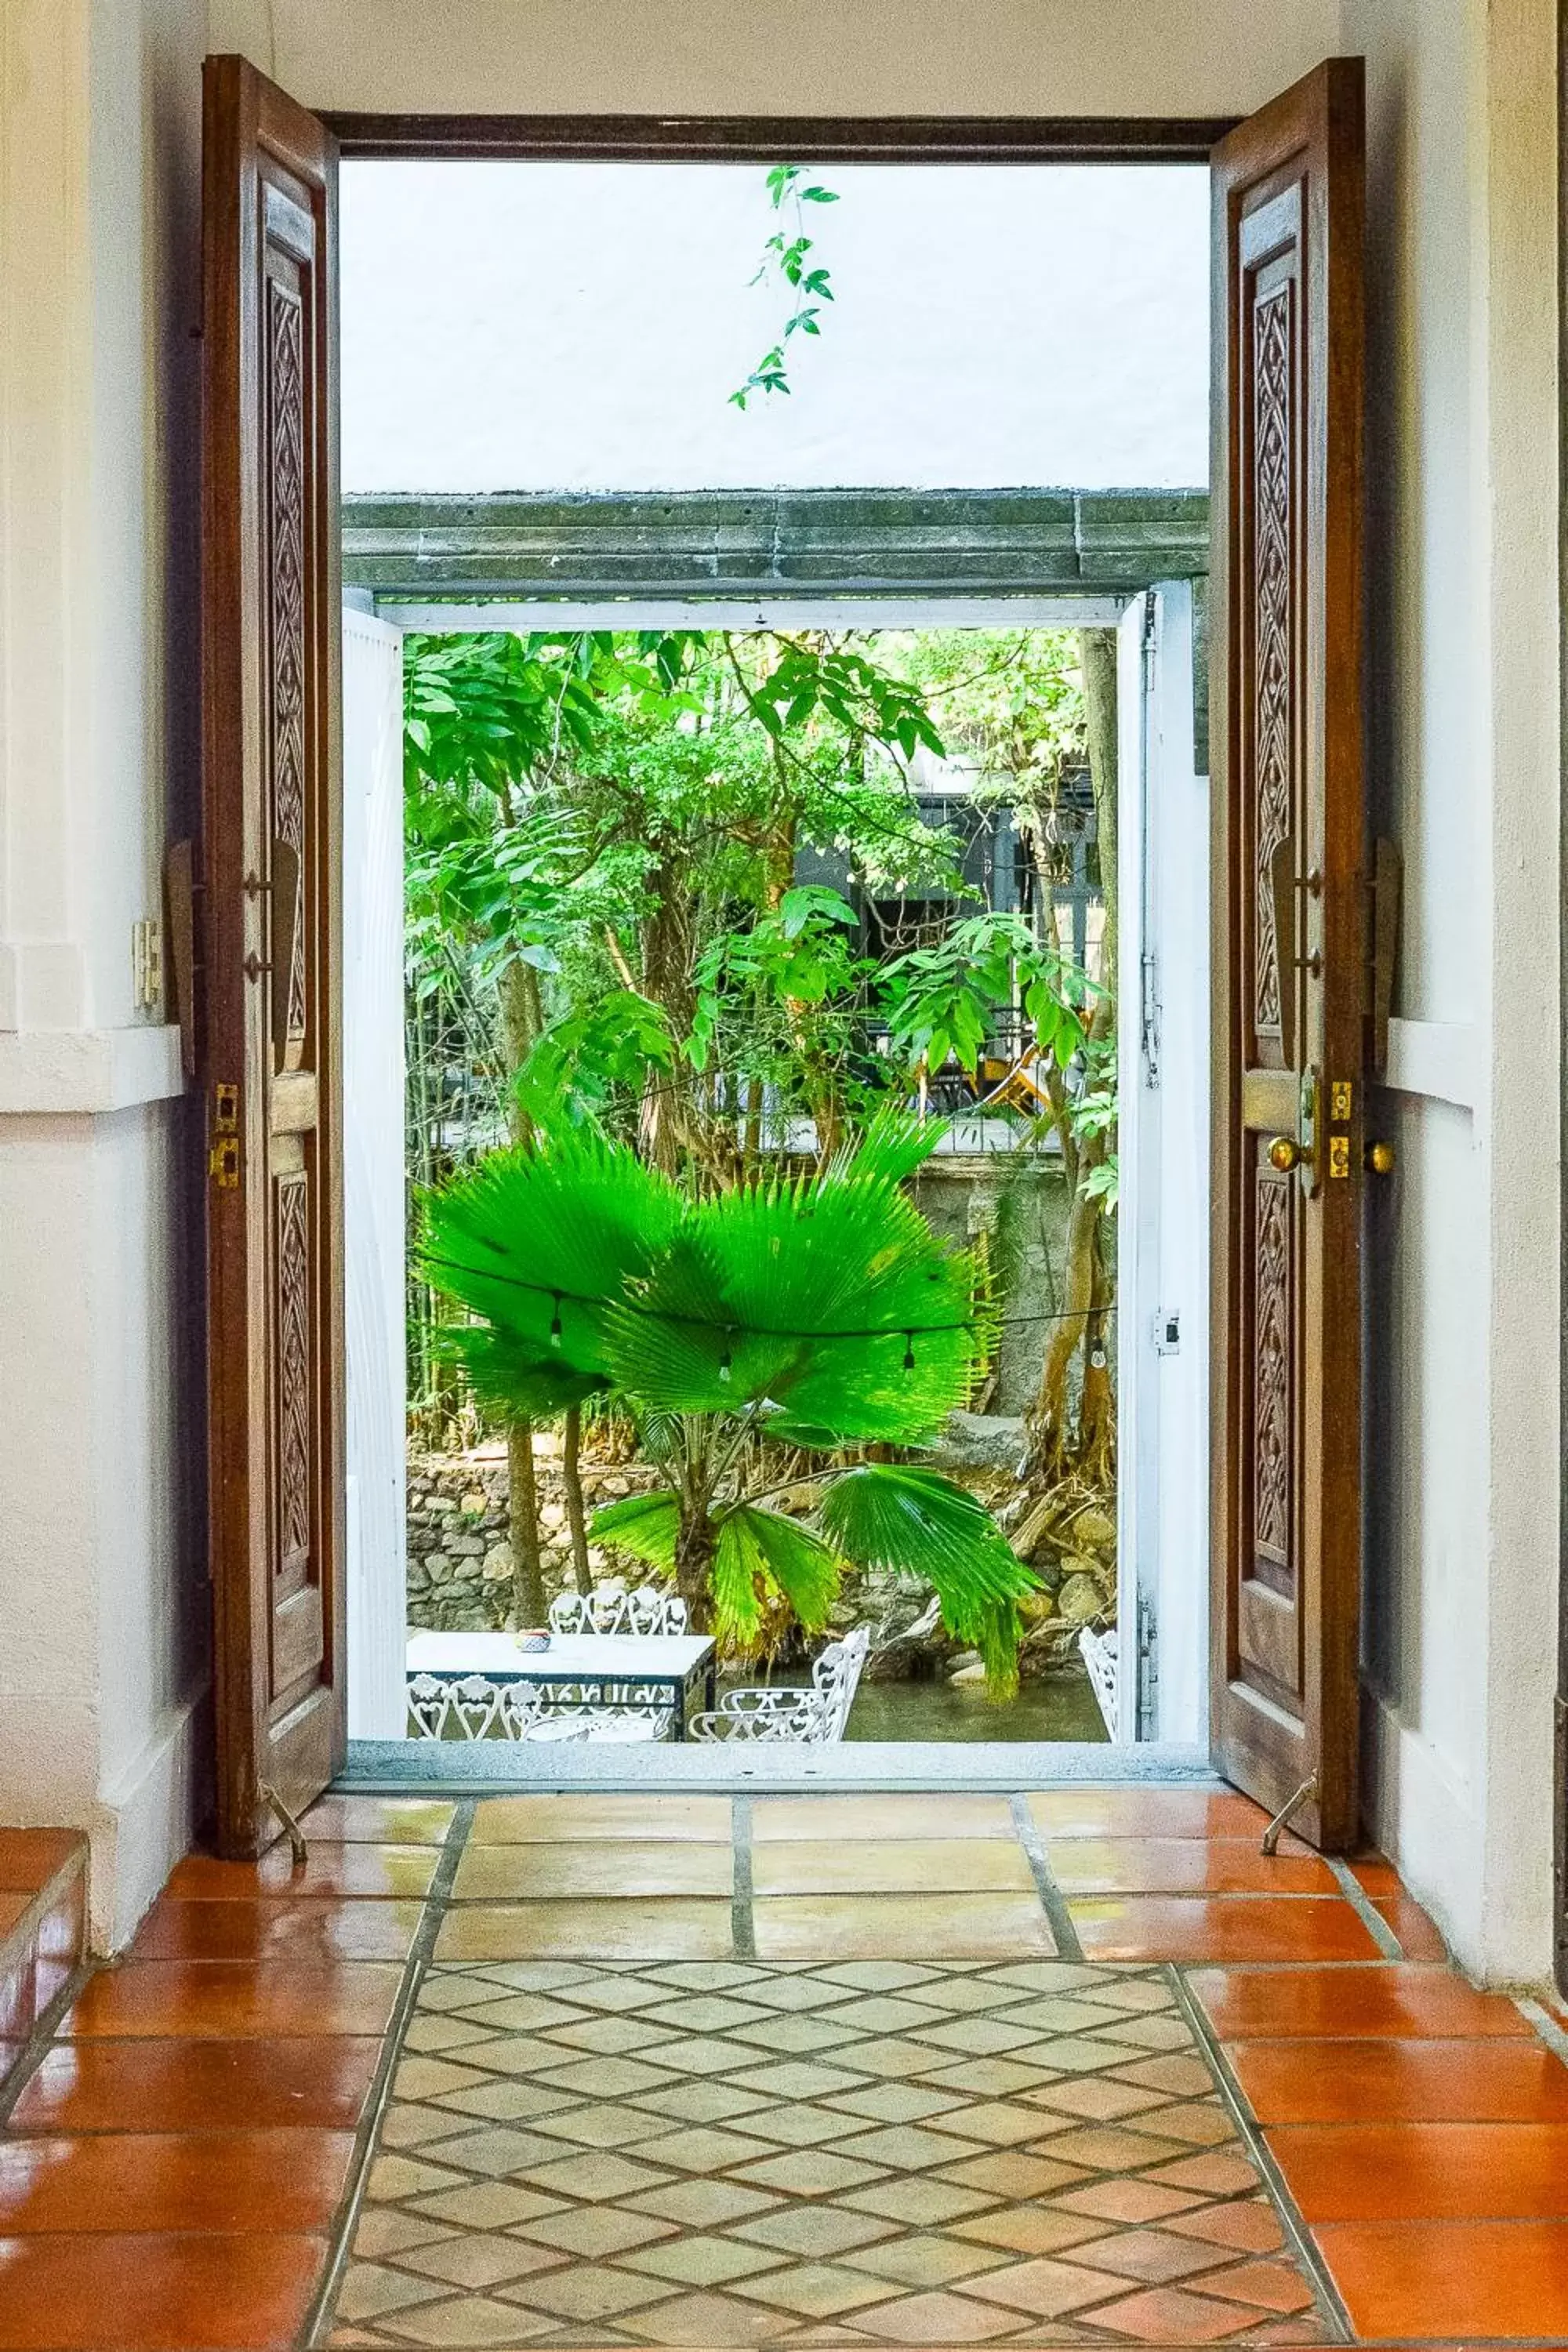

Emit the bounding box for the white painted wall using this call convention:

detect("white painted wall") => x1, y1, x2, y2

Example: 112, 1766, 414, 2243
342, 162, 1210, 495
209, 0, 1345, 118
1344, 0, 1559, 1984
5, 0, 1557, 1981
0, 0, 207, 1948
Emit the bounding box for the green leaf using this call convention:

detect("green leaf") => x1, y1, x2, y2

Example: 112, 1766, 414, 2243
818, 1465, 1036, 1695
712, 1506, 842, 1645
601, 1158, 990, 1442
590, 1490, 681, 1569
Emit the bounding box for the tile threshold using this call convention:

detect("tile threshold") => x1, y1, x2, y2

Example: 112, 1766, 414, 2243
343, 1739, 1216, 1791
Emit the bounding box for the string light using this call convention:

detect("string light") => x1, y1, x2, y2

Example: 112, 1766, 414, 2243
425, 1254, 1111, 1345
718, 1330, 735, 1384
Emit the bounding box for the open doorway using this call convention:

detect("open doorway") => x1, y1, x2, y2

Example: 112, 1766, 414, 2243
199, 62, 1367, 1849
335, 155, 1213, 1764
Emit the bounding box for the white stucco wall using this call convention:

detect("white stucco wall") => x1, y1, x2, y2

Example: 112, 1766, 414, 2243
5, 0, 1558, 1979
1345, 0, 1559, 1984
0, 0, 207, 1947
341, 162, 1210, 495
209, 0, 1348, 120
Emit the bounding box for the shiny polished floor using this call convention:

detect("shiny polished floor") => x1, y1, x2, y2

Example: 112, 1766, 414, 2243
0, 1788, 1566, 2348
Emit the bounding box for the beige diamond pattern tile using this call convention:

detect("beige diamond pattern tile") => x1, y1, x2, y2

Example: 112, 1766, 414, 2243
523, 2099, 674, 2151
834, 2123, 988, 2172
736, 2148, 891, 2197
506, 2265, 673, 2321
629, 2288, 798, 2344
621, 2232, 789, 2288
336, 1929, 1331, 2348
728, 2261, 901, 2318
826, 2081, 968, 2126
745, 2059, 869, 2100
427, 2078, 576, 2124
517, 2149, 677, 2200
629, 2176, 784, 2228
632, 2123, 781, 2172
394, 2238, 567, 2292
849, 2287, 1022, 2341
843, 2177, 998, 2227
961, 2253, 1122, 2317
388, 2296, 557, 2346
629, 2076, 773, 2125
747, 2101, 880, 2150
515, 2204, 677, 2258
336, 2265, 453, 2325
839, 2234, 1011, 2289
732, 2208, 898, 2259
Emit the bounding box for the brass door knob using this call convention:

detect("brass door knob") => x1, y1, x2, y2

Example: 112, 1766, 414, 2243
1267, 1135, 1303, 1173
1366, 1140, 1396, 1176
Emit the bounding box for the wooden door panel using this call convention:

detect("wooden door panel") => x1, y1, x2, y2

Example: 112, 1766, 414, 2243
203, 57, 344, 1856
1210, 60, 1365, 1852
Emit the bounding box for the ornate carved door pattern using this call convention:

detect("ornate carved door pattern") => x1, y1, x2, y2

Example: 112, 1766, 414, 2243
202, 56, 345, 1855
1210, 60, 1367, 1850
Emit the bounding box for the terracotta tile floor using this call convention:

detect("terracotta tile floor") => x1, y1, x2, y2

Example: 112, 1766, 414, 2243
0, 1785, 1565, 2348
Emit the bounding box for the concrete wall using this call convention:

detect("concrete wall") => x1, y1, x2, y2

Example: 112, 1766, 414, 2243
0, 0, 209, 1947
1345, 0, 1559, 1984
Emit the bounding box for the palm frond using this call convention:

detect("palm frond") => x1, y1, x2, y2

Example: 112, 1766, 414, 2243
604, 1160, 993, 1440
435, 1321, 601, 1420
423, 1124, 683, 1418
589, 1490, 681, 1569
817, 1464, 1036, 1694
833, 1105, 947, 1188
713, 1504, 841, 1642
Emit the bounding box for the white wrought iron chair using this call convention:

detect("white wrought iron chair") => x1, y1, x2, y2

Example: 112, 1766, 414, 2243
546, 1581, 687, 1735
406, 1672, 590, 1744
1078, 1624, 1119, 1739
689, 1624, 870, 1744
548, 1582, 689, 1636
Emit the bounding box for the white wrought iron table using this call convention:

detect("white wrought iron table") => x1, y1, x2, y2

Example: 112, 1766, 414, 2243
406, 1629, 718, 1740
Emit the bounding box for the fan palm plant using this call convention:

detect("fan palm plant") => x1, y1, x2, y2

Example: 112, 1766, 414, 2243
423, 1116, 1040, 1692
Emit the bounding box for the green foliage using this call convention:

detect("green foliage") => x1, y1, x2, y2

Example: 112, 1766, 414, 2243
423, 1116, 1036, 1686
712, 1507, 840, 1646
731, 166, 840, 408
742, 643, 944, 764
818, 1464, 1032, 1695
517, 991, 678, 1123
405, 632, 602, 803
880, 911, 1094, 1080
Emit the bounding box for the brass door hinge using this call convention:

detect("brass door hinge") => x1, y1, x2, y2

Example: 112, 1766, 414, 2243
209, 1081, 240, 1189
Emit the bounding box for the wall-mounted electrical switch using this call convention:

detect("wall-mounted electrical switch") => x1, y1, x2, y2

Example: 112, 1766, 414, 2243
132, 917, 163, 1011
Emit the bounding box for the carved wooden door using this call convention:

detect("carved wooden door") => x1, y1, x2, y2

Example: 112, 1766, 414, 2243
1210, 60, 1366, 1851
201, 56, 345, 1856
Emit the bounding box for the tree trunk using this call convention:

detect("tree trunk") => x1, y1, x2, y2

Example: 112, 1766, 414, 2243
1080, 626, 1119, 976
639, 862, 698, 1173
562, 1403, 593, 1595
497, 954, 546, 1613
1024, 630, 1120, 1483
497, 956, 541, 1147
508, 1420, 546, 1628
673, 1503, 717, 1631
